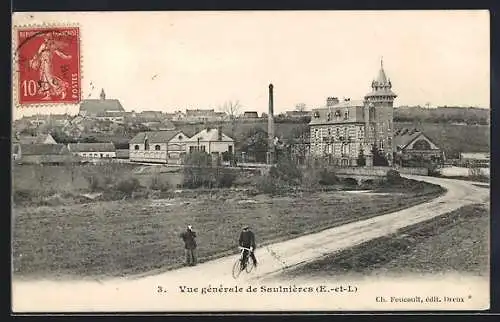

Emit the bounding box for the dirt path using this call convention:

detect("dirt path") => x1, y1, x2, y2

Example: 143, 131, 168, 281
12, 175, 489, 312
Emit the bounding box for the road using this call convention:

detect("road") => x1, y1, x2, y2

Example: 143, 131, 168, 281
12, 175, 489, 312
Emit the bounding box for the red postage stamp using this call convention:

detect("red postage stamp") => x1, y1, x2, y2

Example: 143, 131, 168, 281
15, 26, 81, 106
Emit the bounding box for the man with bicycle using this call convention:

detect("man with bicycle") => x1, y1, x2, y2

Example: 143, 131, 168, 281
239, 225, 258, 269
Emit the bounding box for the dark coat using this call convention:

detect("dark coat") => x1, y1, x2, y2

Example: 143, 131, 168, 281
180, 229, 197, 249
239, 230, 256, 249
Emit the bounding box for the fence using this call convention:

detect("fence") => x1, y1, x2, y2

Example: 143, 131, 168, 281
334, 166, 428, 177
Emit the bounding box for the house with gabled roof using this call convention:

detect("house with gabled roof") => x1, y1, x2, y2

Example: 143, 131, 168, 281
129, 130, 191, 164
17, 133, 57, 145
67, 142, 117, 159
185, 126, 235, 159
79, 89, 125, 117
16, 144, 74, 164
393, 128, 443, 167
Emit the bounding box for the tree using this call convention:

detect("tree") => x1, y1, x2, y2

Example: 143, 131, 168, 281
283, 125, 310, 165
239, 127, 268, 163
219, 100, 242, 139
371, 144, 389, 166
220, 100, 242, 120
295, 103, 306, 112
357, 147, 366, 166
183, 151, 213, 188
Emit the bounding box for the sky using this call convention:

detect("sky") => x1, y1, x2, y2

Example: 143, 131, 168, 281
12, 10, 490, 119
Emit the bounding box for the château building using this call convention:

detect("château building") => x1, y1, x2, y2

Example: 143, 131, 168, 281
309, 60, 397, 166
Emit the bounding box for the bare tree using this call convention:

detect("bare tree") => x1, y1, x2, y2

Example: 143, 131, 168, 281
219, 100, 242, 139
295, 103, 307, 112
220, 100, 242, 120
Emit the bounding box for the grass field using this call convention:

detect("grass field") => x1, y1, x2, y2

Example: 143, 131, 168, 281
280, 204, 489, 279
12, 180, 444, 279
12, 164, 186, 206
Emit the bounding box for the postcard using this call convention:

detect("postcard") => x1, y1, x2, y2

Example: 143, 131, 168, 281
11, 10, 490, 312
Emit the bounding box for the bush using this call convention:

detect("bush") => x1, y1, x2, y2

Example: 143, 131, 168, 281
115, 177, 141, 196
386, 169, 402, 184
255, 176, 284, 195
300, 169, 320, 190
13, 189, 33, 204
149, 176, 171, 192
217, 171, 237, 188
84, 174, 105, 191
269, 158, 302, 185
342, 178, 359, 186
318, 168, 339, 186
182, 151, 215, 188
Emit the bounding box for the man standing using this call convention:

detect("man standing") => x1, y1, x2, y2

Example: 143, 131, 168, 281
180, 225, 197, 266
239, 225, 258, 269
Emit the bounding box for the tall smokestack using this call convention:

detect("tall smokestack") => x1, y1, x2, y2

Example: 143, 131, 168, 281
268, 83, 275, 164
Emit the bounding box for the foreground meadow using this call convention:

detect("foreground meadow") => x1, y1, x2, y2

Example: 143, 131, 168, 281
279, 203, 489, 279
13, 182, 443, 279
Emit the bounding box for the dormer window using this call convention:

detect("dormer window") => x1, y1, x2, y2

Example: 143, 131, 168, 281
144, 138, 149, 150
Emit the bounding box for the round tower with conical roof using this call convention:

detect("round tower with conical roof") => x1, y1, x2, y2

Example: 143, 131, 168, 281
363, 58, 397, 165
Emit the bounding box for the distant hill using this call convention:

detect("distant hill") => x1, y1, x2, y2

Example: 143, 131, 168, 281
394, 106, 489, 125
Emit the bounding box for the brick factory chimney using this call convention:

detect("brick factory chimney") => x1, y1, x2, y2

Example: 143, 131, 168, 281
268, 83, 275, 164
218, 125, 223, 141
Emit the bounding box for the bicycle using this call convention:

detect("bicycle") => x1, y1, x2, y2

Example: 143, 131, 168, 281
232, 246, 255, 279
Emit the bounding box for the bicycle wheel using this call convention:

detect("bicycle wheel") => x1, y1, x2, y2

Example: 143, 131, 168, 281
232, 258, 243, 279
245, 257, 254, 273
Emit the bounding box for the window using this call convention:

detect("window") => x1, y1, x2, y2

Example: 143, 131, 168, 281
155, 145, 161, 151
144, 139, 150, 150
344, 110, 349, 120
100, 153, 103, 158
334, 110, 341, 120
327, 113, 332, 121
178, 135, 183, 140
82, 153, 86, 157
94, 153, 98, 157
134, 145, 139, 150
200, 145, 206, 152
341, 144, 349, 155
